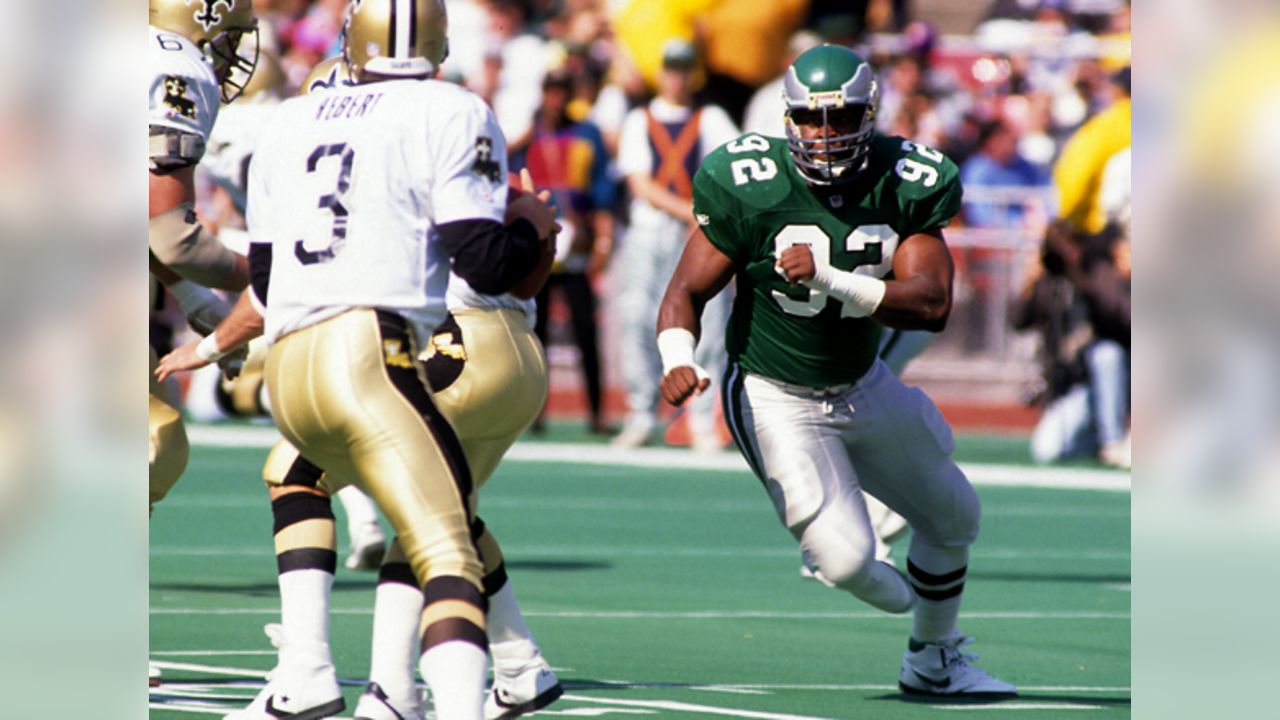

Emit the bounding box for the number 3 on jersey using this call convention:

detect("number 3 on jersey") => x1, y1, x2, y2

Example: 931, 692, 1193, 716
295, 143, 355, 265
772, 224, 899, 318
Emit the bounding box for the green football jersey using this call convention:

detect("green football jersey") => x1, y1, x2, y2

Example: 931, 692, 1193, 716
693, 133, 962, 388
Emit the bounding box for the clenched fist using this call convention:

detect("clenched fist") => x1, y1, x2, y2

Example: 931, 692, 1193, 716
775, 244, 817, 284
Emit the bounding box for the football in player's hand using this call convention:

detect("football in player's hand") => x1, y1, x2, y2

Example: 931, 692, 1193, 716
506, 171, 525, 201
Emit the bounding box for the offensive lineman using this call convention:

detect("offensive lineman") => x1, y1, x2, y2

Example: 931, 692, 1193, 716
657, 45, 1017, 700
239, 0, 557, 716
148, 0, 258, 515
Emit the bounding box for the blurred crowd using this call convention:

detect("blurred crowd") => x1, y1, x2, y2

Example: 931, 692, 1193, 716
171, 0, 1132, 467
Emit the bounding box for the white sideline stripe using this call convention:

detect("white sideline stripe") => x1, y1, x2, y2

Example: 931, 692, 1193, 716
152, 649, 277, 656
150, 660, 269, 678
694, 686, 772, 696
149, 670, 1130, 695
934, 703, 1102, 711
186, 426, 1130, 492
562, 694, 830, 720
151, 608, 1128, 620
694, 685, 1127, 693
151, 688, 256, 701
526, 610, 1130, 620
147, 703, 228, 715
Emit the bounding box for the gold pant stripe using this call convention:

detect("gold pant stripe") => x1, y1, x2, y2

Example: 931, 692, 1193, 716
420, 599, 487, 633
274, 518, 336, 553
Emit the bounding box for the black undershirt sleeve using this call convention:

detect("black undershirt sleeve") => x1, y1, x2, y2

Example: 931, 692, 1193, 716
248, 242, 272, 307
436, 218, 541, 295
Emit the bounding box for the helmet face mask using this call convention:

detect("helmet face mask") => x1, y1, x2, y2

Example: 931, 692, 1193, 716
150, 0, 260, 103
782, 45, 879, 185
342, 0, 449, 83
210, 25, 260, 103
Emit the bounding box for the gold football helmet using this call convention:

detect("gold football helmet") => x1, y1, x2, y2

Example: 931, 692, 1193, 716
342, 0, 449, 82
150, 0, 260, 103
240, 47, 285, 101
299, 56, 354, 96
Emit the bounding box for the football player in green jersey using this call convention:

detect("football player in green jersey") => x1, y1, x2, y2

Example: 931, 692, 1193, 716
657, 45, 1017, 700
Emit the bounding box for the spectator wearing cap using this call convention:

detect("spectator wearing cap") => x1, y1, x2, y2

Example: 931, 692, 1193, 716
611, 38, 739, 451
513, 69, 617, 435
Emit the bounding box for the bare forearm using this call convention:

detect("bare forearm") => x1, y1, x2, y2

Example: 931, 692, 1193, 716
592, 211, 615, 252
630, 175, 693, 220
873, 275, 951, 331
215, 291, 265, 352
658, 282, 706, 337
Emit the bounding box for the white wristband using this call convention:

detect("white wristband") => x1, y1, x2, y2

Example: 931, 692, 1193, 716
801, 265, 886, 318
657, 327, 710, 381
195, 332, 228, 362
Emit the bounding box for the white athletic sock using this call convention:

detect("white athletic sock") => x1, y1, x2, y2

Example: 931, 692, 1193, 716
336, 485, 380, 534
912, 594, 964, 645
367, 579, 424, 704
487, 581, 535, 646
420, 641, 487, 720
906, 543, 969, 644
278, 569, 333, 664
490, 638, 543, 680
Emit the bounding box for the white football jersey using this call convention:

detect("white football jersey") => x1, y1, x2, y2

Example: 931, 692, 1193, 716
249, 78, 510, 346
202, 98, 279, 212
446, 273, 536, 328
148, 25, 220, 150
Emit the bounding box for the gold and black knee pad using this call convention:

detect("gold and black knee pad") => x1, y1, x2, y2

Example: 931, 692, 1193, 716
420, 576, 488, 653
271, 488, 337, 575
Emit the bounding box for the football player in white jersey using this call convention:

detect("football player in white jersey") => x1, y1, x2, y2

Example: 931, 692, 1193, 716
160, 174, 565, 720
195, 51, 393, 573
148, 0, 258, 517
160, 172, 565, 720
364, 217, 562, 719
219, 0, 556, 716
158, 51, 563, 718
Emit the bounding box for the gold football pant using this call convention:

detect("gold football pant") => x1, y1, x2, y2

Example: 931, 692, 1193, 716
264, 309, 484, 609
262, 307, 548, 497
149, 348, 188, 513
425, 307, 549, 489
